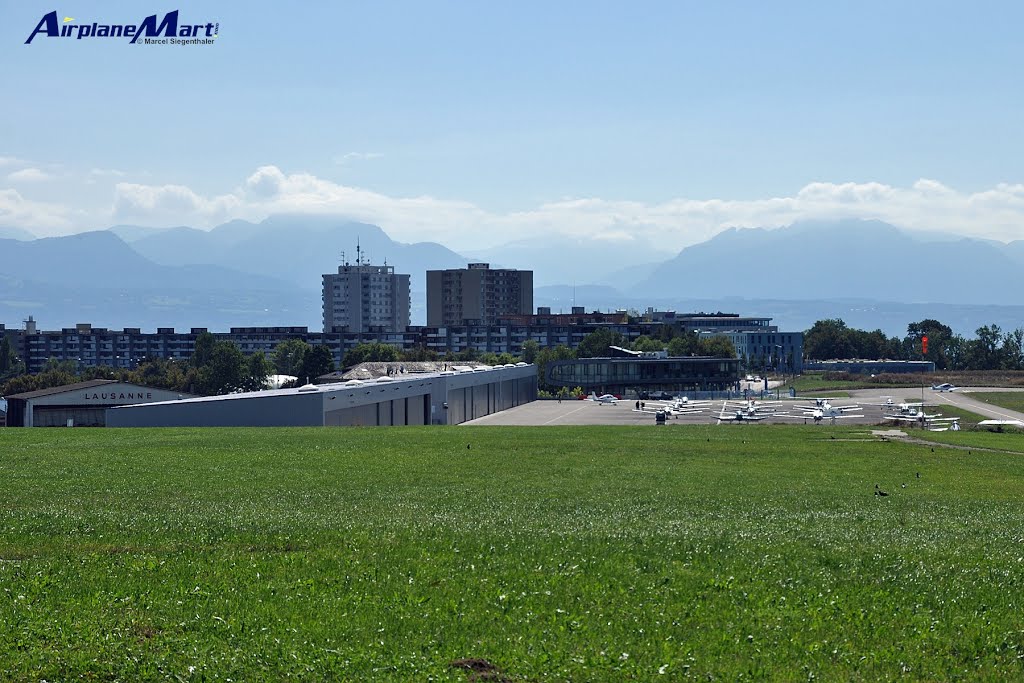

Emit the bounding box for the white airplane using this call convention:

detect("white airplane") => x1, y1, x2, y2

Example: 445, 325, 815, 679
672, 396, 713, 407
885, 411, 959, 429
587, 392, 618, 404
724, 399, 783, 414
862, 399, 929, 414
932, 383, 958, 392
792, 399, 862, 419
648, 397, 712, 414
978, 419, 1024, 431
716, 407, 768, 422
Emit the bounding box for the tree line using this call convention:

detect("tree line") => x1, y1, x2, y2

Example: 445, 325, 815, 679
804, 319, 1024, 371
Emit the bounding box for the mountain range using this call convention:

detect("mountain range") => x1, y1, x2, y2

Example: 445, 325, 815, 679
1, 216, 1022, 336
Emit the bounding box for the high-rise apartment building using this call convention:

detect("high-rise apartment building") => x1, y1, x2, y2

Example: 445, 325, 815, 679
426, 263, 533, 326
322, 252, 410, 333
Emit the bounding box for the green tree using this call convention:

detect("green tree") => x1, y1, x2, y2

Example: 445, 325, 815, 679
632, 335, 666, 353
906, 319, 954, 368
191, 332, 216, 369
667, 331, 700, 356
129, 357, 189, 392
400, 346, 439, 362
241, 351, 274, 392
521, 339, 540, 364
343, 342, 401, 368
970, 324, 1004, 370
299, 344, 335, 384
576, 328, 624, 358
697, 336, 737, 358
203, 341, 247, 395
1004, 328, 1024, 370
804, 319, 855, 360
272, 339, 311, 376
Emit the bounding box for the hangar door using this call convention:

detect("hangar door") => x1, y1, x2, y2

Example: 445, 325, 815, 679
35, 406, 106, 427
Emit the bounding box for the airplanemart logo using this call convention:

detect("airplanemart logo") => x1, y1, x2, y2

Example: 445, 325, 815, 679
25, 10, 219, 45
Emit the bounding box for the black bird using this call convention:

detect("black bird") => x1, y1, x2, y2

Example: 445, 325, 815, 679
931, 448, 934, 452
901, 483, 907, 489
916, 472, 921, 478
467, 444, 471, 450
874, 484, 889, 497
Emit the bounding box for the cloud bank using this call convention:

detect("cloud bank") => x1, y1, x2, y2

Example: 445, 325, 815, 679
5, 163, 1024, 249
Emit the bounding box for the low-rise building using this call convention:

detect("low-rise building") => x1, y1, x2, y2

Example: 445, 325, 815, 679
803, 360, 935, 374
107, 364, 537, 427
4, 380, 193, 427
545, 355, 741, 395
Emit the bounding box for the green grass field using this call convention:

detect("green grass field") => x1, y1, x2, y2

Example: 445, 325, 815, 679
3, 426, 1024, 681
964, 391, 1024, 414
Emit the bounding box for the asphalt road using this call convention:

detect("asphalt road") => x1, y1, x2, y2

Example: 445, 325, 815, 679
847, 387, 1024, 423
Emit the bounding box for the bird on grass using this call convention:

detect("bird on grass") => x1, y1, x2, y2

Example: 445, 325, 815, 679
467, 444, 471, 450
916, 472, 921, 479
874, 484, 889, 497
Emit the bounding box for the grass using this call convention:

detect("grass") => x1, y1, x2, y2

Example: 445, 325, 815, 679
964, 391, 1024, 414
2, 426, 1024, 681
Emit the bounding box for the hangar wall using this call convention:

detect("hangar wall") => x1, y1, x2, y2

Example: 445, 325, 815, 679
107, 365, 537, 428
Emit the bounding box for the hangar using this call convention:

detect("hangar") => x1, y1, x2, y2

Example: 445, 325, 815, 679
3, 380, 192, 427
107, 363, 537, 428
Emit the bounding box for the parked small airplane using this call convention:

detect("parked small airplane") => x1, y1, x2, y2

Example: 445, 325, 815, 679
724, 399, 783, 414
587, 393, 618, 404
792, 400, 862, 419
885, 411, 959, 429
932, 383, 958, 392
716, 407, 768, 422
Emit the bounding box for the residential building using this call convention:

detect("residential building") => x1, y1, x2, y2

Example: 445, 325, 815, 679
426, 263, 533, 326
3, 312, 801, 374
322, 255, 410, 334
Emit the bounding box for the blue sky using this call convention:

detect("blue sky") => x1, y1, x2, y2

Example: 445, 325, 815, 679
2, 0, 1024, 249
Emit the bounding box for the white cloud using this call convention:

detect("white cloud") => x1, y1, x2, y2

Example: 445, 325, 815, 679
0, 156, 27, 167
0, 189, 75, 234
38, 165, 1024, 250
6, 167, 54, 182
333, 152, 384, 165
112, 182, 241, 224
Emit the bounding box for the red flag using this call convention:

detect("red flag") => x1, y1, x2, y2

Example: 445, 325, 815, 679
922, 335, 929, 355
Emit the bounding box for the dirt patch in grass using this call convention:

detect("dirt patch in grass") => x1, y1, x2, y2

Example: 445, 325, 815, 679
449, 658, 515, 682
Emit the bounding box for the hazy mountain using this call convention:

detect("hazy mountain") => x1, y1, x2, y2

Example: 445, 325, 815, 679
1006, 240, 1024, 268
466, 235, 672, 287
0, 232, 314, 330
127, 214, 470, 288
0, 226, 35, 241
123, 214, 471, 325
534, 284, 629, 314
4, 215, 1023, 335
108, 224, 185, 242
0, 231, 295, 291
635, 219, 1024, 305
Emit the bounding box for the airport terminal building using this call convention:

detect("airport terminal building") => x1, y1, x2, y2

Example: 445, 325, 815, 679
545, 353, 741, 395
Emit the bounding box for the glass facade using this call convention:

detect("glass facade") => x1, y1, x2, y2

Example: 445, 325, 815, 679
546, 357, 741, 392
